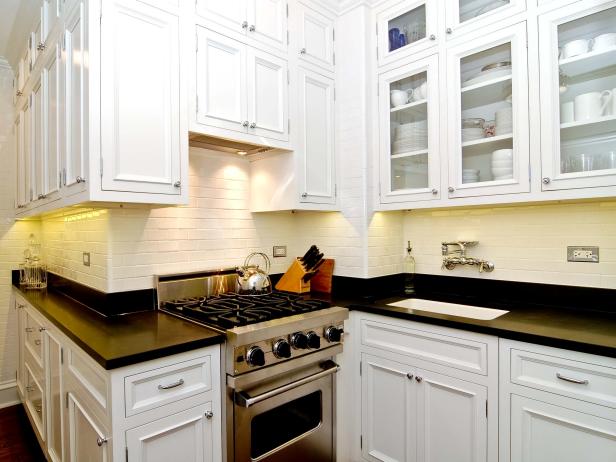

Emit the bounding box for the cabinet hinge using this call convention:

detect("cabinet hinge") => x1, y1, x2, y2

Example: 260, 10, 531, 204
360, 435, 363, 449
486, 400, 488, 418
359, 361, 362, 376
375, 22, 378, 35
100, 157, 103, 178
99, 12, 102, 26
286, 3, 289, 17
65, 392, 69, 408
60, 347, 64, 364
125, 447, 128, 462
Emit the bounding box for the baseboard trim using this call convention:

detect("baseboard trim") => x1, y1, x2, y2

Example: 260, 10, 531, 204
0, 381, 21, 409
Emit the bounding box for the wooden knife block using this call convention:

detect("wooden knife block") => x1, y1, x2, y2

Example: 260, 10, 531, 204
275, 259, 311, 294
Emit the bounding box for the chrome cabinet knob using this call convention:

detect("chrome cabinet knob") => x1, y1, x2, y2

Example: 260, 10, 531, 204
301, 192, 308, 198
38, 327, 46, 332
205, 410, 214, 419
96, 437, 108, 447
446, 27, 452, 34
174, 181, 181, 188
448, 186, 455, 193
249, 122, 256, 129
26, 386, 34, 392
17, 304, 25, 309
415, 376, 423, 383
249, 25, 255, 32
76, 176, 85, 183
429, 34, 436, 41
241, 21, 248, 29
242, 120, 249, 127
16, 90, 23, 97
37, 42, 46, 51
542, 177, 550, 184
431, 188, 438, 195
300, 48, 306, 54
406, 373, 414, 380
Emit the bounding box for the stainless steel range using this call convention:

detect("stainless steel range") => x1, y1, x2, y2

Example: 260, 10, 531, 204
155, 268, 348, 462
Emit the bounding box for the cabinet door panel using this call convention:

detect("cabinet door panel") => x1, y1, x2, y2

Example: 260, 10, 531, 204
417, 369, 487, 462
361, 354, 416, 462
126, 403, 214, 462
297, 3, 334, 72
15, 109, 28, 208
297, 67, 335, 204
46, 332, 64, 462
43, 43, 62, 198
101, 0, 181, 194
196, 28, 247, 132
196, 0, 247, 35
25, 362, 45, 441
510, 394, 616, 462
68, 393, 109, 462
246, 0, 287, 51
33, 80, 44, 201
446, 0, 526, 41
247, 48, 288, 141
64, 0, 88, 192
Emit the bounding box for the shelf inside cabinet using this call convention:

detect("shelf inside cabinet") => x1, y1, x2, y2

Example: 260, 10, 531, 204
391, 149, 429, 159
461, 74, 512, 108
462, 133, 513, 156
391, 99, 427, 115
559, 47, 616, 77
560, 115, 616, 142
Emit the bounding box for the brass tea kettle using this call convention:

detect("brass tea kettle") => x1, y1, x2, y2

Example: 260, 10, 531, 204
236, 252, 272, 295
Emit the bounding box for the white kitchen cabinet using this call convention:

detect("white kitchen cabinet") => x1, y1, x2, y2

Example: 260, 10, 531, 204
376, 0, 437, 67
125, 404, 215, 462
445, 0, 526, 41
100, 0, 182, 195
446, 21, 530, 198
295, 2, 335, 73
194, 26, 289, 146
14, 106, 29, 209
46, 330, 64, 462
67, 392, 110, 462
500, 339, 616, 462
196, 0, 287, 52
41, 41, 62, 203
538, 1, 616, 191
378, 53, 441, 203
32, 78, 45, 202
361, 354, 417, 462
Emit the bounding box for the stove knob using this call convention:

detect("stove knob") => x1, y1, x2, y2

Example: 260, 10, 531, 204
325, 326, 344, 343
246, 346, 266, 367
307, 331, 321, 349
291, 332, 308, 350
273, 339, 292, 359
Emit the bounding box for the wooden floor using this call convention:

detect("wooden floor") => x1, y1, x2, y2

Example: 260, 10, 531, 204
0, 405, 46, 462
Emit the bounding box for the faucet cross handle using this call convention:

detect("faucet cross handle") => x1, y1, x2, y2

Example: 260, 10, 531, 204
441, 241, 478, 256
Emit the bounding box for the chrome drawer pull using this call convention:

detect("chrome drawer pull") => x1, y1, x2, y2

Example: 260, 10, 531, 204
556, 373, 589, 385
96, 437, 108, 446
158, 378, 184, 390
25, 327, 34, 333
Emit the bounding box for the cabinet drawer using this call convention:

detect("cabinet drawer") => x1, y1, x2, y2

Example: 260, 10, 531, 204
360, 319, 488, 375
124, 356, 212, 417
511, 348, 616, 409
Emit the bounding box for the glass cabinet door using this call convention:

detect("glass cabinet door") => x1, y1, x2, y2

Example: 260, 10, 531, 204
376, 0, 437, 67
379, 54, 440, 203
446, 0, 526, 39
539, 1, 616, 191
446, 22, 529, 198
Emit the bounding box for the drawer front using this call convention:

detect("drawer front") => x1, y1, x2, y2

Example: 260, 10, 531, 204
125, 356, 212, 417
24, 362, 45, 440
511, 348, 616, 409
24, 310, 44, 365
361, 319, 488, 375
67, 348, 110, 417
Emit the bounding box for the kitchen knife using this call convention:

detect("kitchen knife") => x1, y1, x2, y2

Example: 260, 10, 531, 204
303, 250, 322, 270
309, 258, 325, 273
300, 245, 318, 263
301, 246, 320, 268
303, 271, 318, 283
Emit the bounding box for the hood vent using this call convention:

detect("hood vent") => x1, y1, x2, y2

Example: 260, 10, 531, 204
188, 132, 276, 156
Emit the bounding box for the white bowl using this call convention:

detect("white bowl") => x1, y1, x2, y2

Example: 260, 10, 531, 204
491, 159, 513, 168
493, 174, 513, 180
492, 149, 513, 160
491, 167, 513, 176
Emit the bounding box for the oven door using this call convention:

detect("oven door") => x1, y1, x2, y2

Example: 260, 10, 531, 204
233, 360, 338, 462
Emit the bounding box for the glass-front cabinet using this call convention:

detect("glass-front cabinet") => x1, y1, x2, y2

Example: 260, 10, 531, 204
446, 22, 529, 198
379, 54, 440, 203
539, 1, 616, 191
445, 0, 526, 39
376, 0, 437, 67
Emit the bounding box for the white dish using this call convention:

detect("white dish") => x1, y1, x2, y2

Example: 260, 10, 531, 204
463, 66, 512, 87
492, 148, 513, 160
491, 160, 513, 168
491, 167, 513, 176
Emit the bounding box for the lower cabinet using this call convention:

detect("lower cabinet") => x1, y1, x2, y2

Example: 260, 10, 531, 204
14, 290, 222, 462
125, 404, 214, 462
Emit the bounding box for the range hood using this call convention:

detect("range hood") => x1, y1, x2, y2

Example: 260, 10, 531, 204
188, 132, 277, 156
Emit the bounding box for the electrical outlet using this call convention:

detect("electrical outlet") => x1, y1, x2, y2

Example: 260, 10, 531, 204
567, 246, 599, 263
83, 252, 91, 267
273, 245, 287, 258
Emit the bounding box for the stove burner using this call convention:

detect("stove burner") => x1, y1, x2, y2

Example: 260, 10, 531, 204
162, 292, 331, 329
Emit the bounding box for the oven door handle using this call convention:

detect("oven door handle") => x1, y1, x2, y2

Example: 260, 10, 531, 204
235, 361, 340, 408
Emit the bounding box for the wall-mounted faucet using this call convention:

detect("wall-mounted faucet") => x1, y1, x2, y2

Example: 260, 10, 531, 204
441, 241, 494, 273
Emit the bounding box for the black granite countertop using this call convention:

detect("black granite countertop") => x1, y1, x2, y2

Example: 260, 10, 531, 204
13, 285, 225, 370
348, 294, 616, 358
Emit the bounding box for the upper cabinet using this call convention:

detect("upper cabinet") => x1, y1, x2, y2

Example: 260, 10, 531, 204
14, 0, 188, 217
445, 0, 526, 40
196, 0, 288, 52
295, 2, 335, 73
538, 1, 616, 191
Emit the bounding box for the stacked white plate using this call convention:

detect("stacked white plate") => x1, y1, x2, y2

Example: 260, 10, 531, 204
462, 127, 485, 142
491, 148, 513, 180
462, 168, 480, 183
495, 107, 513, 136
392, 120, 428, 154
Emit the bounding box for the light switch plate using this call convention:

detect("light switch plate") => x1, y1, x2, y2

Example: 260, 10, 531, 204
567, 246, 599, 263
273, 246, 287, 258
83, 252, 91, 267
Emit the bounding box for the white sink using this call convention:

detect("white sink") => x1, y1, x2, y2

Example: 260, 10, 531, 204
387, 298, 509, 321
